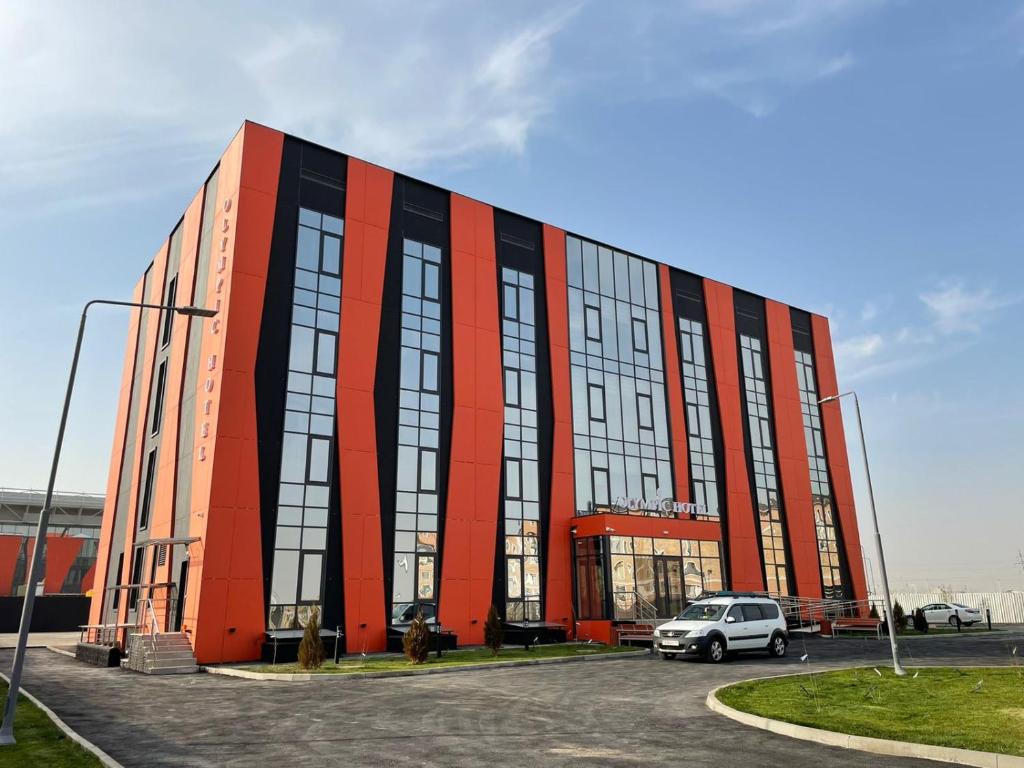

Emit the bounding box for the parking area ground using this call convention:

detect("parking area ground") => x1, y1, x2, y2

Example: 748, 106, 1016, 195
2, 629, 1021, 767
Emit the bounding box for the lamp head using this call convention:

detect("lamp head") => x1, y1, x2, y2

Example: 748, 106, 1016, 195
175, 306, 217, 318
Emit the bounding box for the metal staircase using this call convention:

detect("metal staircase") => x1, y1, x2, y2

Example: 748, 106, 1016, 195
614, 592, 664, 646
121, 599, 198, 675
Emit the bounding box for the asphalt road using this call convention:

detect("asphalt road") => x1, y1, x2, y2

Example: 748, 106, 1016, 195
3, 629, 1021, 767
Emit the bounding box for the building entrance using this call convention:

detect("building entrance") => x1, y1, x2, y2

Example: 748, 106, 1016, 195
654, 557, 684, 617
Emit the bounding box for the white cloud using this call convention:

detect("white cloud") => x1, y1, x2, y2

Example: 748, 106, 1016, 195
0, 2, 582, 218
835, 333, 884, 364
919, 280, 1018, 334
836, 277, 1018, 383
0, 0, 880, 217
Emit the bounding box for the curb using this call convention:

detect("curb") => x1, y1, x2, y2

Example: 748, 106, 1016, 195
46, 645, 77, 659
705, 671, 1024, 768
203, 647, 649, 682
0, 671, 124, 768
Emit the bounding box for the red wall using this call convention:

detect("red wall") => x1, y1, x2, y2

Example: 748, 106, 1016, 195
811, 315, 869, 605
766, 300, 822, 599
0, 536, 23, 595
703, 279, 764, 591
658, 264, 690, 502
337, 158, 392, 653
185, 122, 283, 663
542, 224, 575, 631
439, 194, 504, 645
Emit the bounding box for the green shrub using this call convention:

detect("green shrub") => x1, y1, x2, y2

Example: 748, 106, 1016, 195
892, 600, 908, 633
869, 603, 880, 619
298, 607, 324, 670
484, 604, 503, 655
403, 611, 431, 664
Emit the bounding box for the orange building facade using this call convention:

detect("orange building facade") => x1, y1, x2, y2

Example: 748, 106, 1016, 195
89, 122, 867, 663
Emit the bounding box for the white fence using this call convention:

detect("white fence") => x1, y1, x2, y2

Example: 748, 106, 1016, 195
869, 592, 1024, 624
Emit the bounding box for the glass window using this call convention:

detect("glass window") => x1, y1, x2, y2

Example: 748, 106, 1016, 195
268, 208, 346, 629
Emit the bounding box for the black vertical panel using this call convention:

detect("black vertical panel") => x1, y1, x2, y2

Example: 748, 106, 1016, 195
733, 290, 795, 590
668, 268, 731, 586
491, 209, 552, 618
256, 139, 301, 623
789, 306, 814, 354
254, 137, 348, 632
375, 177, 452, 616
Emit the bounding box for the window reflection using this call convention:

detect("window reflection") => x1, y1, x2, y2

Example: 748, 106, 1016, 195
795, 350, 847, 598
739, 334, 789, 596
391, 238, 445, 622
585, 535, 723, 620
566, 236, 672, 516
268, 207, 343, 629
501, 267, 542, 622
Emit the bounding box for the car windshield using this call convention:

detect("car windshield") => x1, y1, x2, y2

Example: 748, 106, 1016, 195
951, 603, 971, 609
676, 603, 727, 622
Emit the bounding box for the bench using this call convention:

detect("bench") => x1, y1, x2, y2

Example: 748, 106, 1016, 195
831, 617, 883, 639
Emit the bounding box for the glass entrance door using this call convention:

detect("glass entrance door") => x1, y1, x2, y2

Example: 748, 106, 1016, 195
654, 557, 683, 617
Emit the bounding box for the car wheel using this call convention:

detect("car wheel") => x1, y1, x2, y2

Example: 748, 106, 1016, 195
660, 652, 677, 660
704, 637, 725, 663
949, 615, 962, 628
769, 634, 787, 658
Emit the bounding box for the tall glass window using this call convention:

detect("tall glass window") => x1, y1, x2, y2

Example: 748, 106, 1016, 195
391, 238, 443, 620
566, 237, 672, 514
739, 334, 790, 596
677, 318, 720, 518
794, 350, 846, 598
500, 267, 541, 621
267, 208, 343, 630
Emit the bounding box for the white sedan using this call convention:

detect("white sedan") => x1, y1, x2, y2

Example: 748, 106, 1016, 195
921, 602, 982, 627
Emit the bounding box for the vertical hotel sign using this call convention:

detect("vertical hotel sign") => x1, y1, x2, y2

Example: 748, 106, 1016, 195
197, 196, 233, 466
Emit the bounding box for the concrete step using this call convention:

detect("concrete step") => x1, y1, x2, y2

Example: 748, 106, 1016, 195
146, 664, 199, 675
142, 652, 197, 663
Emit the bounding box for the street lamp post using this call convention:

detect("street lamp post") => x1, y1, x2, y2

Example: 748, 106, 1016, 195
0, 299, 216, 745
819, 390, 906, 677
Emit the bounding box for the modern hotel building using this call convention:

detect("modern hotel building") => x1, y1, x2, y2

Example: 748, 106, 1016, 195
88, 122, 867, 663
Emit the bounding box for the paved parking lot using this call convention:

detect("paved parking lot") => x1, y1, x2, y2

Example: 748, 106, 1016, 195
3, 629, 1021, 767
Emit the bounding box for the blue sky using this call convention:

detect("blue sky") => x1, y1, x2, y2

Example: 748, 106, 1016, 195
0, 1, 1020, 590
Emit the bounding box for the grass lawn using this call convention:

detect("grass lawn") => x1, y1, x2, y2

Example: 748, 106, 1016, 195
717, 667, 1024, 757
246, 643, 634, 674
0, 682, 101, 767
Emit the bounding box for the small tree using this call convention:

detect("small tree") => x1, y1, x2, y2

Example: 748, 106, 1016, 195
298, 607, 324, 670
912, 608, 929, 633
404, 611, 431, 664
892, 600, 907, 633
869, 604, 880, 619
484, 604, 503, 655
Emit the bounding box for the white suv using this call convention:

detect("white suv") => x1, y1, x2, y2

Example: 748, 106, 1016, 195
653, 594, 788, 663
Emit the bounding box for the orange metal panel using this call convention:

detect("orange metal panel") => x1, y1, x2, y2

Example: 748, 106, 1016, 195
88, 276, 145, 625
186, 122, 283, 664
658, 264, 690, 502
811, 315, 869, 606
703, 279, 764, 591
439, 193, 503, 645
571, 513, 723, 542
766, 300, 821, 599
542, 224, 575, 632
337, 158, 392, 653
42, 536, 84, 594
0, 536, 22, 596
115, 242, 169, 628
149, 187, 206, 603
